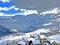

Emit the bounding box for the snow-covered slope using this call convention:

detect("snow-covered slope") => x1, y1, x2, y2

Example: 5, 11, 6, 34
0, 28, 51, 41
0, 28, 60, 45
48, 34, 60, 43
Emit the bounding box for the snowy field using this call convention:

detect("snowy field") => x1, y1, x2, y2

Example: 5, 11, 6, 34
0, 29, 60, 45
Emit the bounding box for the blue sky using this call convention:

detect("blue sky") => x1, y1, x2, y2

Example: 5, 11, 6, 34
0, 0, 60, 17
0, 0, 22, 15
0, 1, 11, 7
0, 0, 38, 16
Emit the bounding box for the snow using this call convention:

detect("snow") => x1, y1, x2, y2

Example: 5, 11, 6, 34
40, 35, 47, 39
28, 38, 40, 44
48, 34, 60, 43
34, 29, 50, 33
32, 39, 40, 44
26, 29, 50, 35
11, 29, 18, 32
18, 40, 26, 45
42, 22, 52, 26
0, 41, 7, 45
0, 35, 24, 42
0, 29, 50, 40
11, 19, 17, 23
28, 38, 34, 41
0, 28, 60, 45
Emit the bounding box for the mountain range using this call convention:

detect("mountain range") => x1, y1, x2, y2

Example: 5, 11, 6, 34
0, 13, 60, 33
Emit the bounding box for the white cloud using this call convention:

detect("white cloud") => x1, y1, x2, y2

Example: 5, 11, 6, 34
14, 8, 19, 10
42, 22, 52, 26
0, 13, 15, 16
40, 8, 60, 16
0, 5, 38, 16
0, 0, 10, 2
20, 9, 27, 12
55, 18, 60, 22
0, 4, 38, 17
11, 10, 38, 16
0, 6, 19, 11
23, 10, 38, 16
0, 13, 4, 16
13, 10, 38, 16
0, 9, 38, 17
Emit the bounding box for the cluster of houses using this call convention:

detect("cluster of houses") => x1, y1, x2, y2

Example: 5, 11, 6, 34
0, 29, 60, 45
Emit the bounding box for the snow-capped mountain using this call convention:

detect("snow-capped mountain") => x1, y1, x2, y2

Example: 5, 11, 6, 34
0, 13, 60, 33
0, 8, 60, 33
